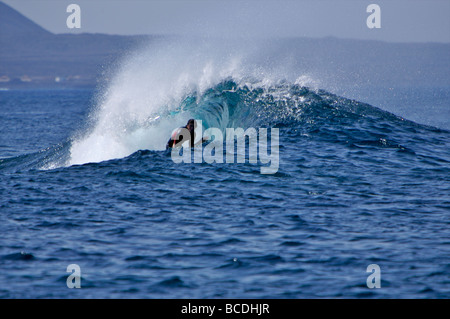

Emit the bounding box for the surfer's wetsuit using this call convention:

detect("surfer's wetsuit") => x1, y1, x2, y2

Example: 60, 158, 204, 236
166, 119, 198, 149
166, 126, 195, 149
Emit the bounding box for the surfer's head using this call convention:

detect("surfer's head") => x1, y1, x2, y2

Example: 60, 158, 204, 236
186, 119, 197, 131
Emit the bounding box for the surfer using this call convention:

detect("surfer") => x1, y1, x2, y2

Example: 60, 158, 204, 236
166, 119, 208, 149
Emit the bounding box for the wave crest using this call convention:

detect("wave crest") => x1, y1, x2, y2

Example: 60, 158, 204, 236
67, 39, 402, 166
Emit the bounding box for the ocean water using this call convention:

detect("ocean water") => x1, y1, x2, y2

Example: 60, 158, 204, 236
1, 42, 449, 299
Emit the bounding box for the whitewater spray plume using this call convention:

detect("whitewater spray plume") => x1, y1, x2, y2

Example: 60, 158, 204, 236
67, 38, 318, 166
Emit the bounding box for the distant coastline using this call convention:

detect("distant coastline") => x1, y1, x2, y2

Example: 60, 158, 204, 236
1, 1, 449, 90
0, 2, 160, 89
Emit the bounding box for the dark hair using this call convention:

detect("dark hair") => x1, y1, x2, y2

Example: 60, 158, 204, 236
187, 119, 197, 128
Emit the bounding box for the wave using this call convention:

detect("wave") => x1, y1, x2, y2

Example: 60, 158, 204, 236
67, 76, 417, 168
2, 39, 444, 172
0, 74, 445, 173
66, 39, 415, 167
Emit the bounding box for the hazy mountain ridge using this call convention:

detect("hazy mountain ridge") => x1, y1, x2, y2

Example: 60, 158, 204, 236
0, 2, 156, 88
0, 1, 449, 90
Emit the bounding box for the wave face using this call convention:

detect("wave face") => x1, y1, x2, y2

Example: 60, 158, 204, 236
67, 39, 414, 166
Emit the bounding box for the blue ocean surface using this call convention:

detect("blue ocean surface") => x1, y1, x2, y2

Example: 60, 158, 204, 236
1, 78, 449, 297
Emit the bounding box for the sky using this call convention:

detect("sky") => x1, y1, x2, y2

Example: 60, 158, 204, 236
3, 0, 450, 43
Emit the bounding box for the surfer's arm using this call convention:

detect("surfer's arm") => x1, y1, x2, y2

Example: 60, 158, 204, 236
172, 137, 181, 148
